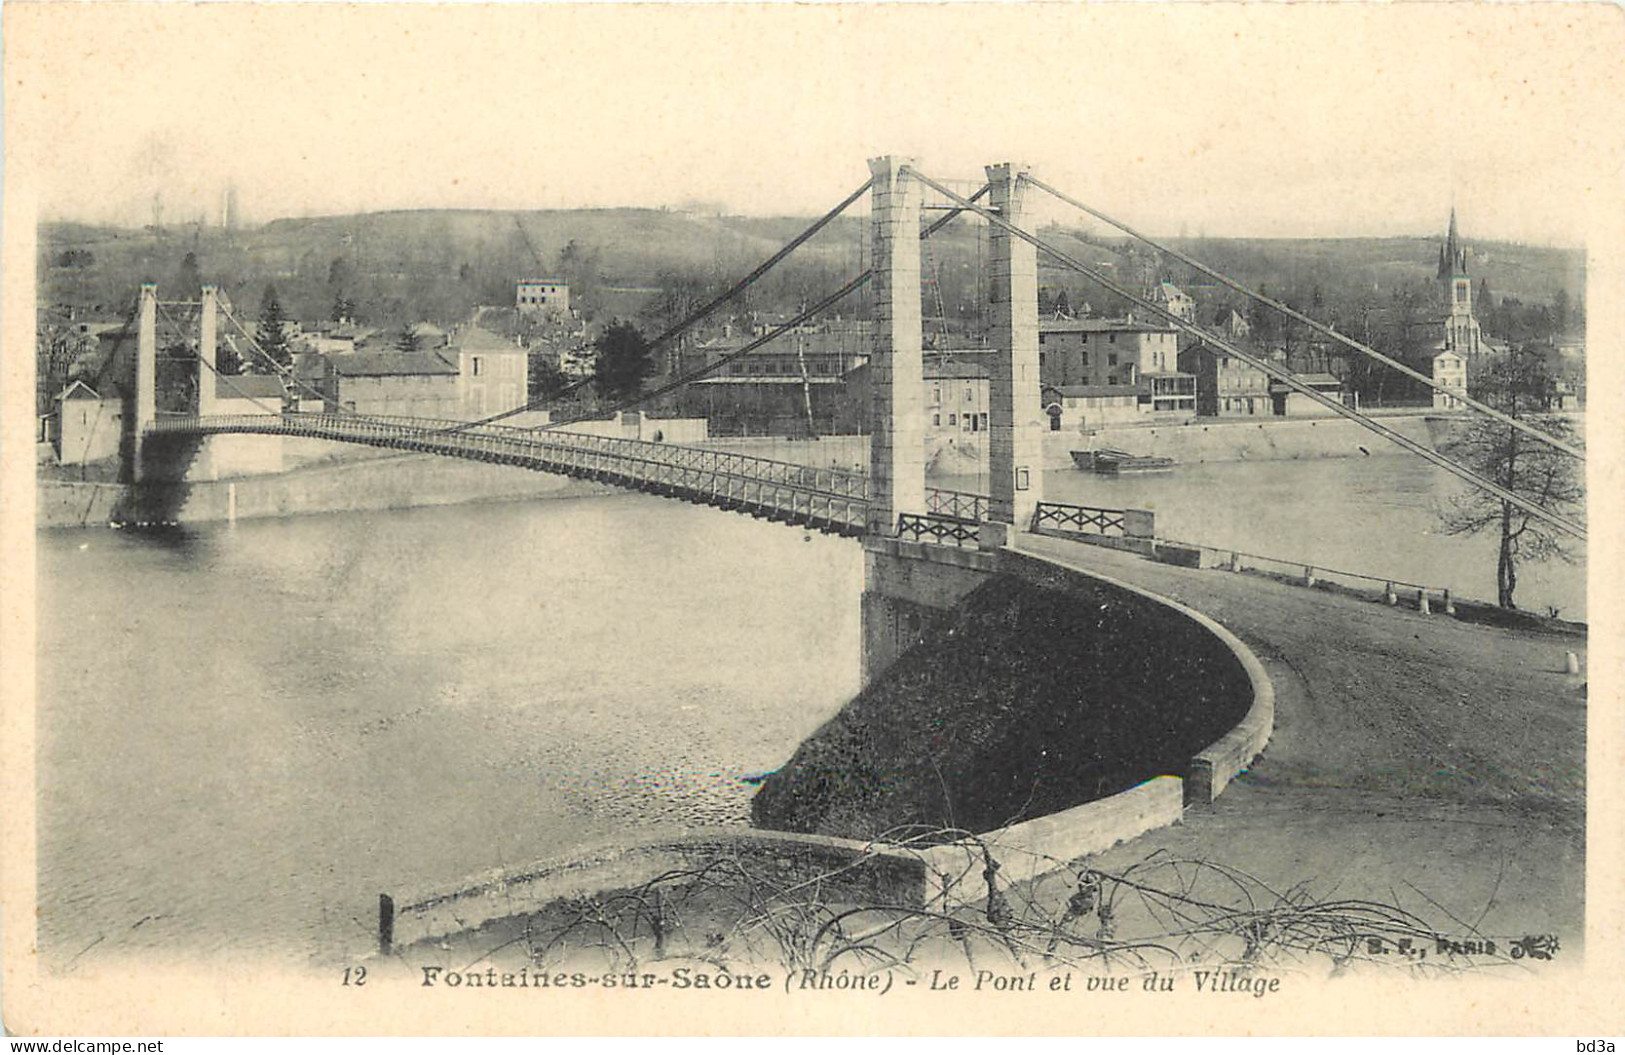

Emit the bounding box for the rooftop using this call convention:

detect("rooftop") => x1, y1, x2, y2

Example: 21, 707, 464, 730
1043, 383, 1140, 399
214, 373, 286, 400
331, 351, 459, 378
1040, 318, 1177, 335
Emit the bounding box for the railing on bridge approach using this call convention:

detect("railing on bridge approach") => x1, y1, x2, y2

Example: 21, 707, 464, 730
923, 488, 988, 524
895, 512, 980, 548
146, 412, 986, 541
1031, 501, 1126, 537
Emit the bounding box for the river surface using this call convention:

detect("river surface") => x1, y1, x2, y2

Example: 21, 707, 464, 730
941, 456, 1586, 620
36, 495, 863, 969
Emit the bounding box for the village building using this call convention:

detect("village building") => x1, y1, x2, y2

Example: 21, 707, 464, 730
1148, 281, 1196, 323
1432, 350, 1467, 410
1268, 373, 1347, 416
446, 327, 529, 420
327, 351, 461, 418
517, 279, 570, 316
52, 380, 123, 465
678, 324, 871, 435
1040, 383, 1141, 433
925, 357, 989, 438
1213, 308, 1251, 340
1039, 317, 1195, 423
1179, 341, 1273, 417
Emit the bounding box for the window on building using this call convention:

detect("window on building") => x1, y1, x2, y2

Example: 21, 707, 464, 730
472, 357, 484, 376
948, 413, 957, 425
932, 385, 940, 404
1081, 334, 1089, 344
933, 413, 941, 426
964, 386, 973, 403
1109, 334, 1117, 344
1108, 353, 1118, 366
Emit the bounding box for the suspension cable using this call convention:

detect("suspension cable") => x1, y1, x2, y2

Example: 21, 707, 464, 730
1024, 174, 1585, 463
903, 167, 1587, 541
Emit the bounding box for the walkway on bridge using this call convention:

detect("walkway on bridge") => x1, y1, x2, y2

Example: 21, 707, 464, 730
1015, 529, 1586, 950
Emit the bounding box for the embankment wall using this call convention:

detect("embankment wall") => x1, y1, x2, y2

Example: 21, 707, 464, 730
39, 451, 615, 529
700, 413, 1460, 474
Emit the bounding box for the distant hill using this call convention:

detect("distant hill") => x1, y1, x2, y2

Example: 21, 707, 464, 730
38, 208, 1582, 337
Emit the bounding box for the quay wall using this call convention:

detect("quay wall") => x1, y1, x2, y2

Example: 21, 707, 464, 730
38, 450, 615, 529
1058, 413, 1451, 469
700, 413, 1458, 474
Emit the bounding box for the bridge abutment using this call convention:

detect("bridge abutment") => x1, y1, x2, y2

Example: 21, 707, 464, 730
860, 537, 996, 685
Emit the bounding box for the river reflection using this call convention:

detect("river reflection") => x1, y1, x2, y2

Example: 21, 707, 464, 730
36, 495, 862, 967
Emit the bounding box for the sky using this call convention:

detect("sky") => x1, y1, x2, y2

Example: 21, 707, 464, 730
6, 3, 1622, 245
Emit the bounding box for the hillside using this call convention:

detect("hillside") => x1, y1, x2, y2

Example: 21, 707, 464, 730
38, 207, 1583, 337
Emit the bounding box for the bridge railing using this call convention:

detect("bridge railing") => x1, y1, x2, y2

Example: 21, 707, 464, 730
924, 488, 988, 524
1032, 501, 1126, 537
896, 513, 979, 548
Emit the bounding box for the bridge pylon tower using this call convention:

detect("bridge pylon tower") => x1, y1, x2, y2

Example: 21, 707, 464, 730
133, 283, 158, 481
984, 162, 1044, 528
199, 285, 219, 418
865, 155, 926, 536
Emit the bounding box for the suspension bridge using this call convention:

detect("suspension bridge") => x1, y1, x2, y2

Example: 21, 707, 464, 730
115, 156, 1585, 547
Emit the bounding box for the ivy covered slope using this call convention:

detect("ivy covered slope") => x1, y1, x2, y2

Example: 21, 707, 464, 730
752, 572, 1252, 840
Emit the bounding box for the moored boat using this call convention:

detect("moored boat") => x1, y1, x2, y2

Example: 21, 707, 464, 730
1070, 447, 1176, 474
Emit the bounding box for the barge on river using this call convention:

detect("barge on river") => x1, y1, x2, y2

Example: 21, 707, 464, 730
1070, 447, 1177, 475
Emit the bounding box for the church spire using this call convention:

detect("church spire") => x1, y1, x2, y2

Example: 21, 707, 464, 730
1437, 207, 1468, 279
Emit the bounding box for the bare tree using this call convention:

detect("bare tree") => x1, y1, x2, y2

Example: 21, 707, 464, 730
1439, 348, 1584, 609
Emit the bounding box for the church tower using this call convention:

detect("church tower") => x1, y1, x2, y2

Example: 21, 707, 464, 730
1437, 208, 1481, 356
1438, 208, 1472, 314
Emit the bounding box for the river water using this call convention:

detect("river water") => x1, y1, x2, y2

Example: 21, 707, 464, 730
940, 456, 1587, 620
36, 496, 863, 969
